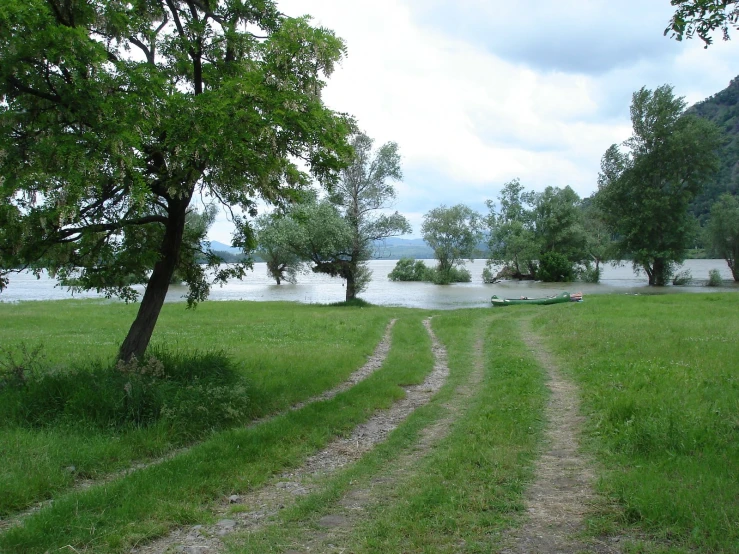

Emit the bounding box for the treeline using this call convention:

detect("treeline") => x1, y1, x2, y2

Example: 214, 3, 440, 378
257, 84, 738, 290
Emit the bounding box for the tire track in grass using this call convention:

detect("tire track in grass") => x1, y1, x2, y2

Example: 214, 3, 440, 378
132, 317, 448, 554
500, 318, 620, 554
0, 319, 397, 534
273, 319, 488, 554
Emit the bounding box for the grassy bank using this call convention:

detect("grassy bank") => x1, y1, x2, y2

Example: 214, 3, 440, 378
2, 294, 738, 553
0, 301, 399, 516
533, 293, 739, 552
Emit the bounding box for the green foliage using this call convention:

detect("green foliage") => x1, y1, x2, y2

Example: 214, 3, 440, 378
707, 268, 723, 286
0, 0, 354, 359
421, 204, 482, 275
429, 265, 472, 284
387, 258, 470, 284
705, 193, 739, 280
597, 85, 721, 285
666, 0, 739, 46
687, 78, 739, 221
387, 258, 430, 281
672, 269, 693, 285
258, 132, 411, 301
0, 350, 250, 438
256, 213, 307, 284
537, 252, 575, 282
485, 179, 538, 278
578, 263, 601, 283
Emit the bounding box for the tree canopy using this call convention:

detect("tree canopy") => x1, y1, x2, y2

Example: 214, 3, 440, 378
597, 85, 721, 285
421, 204, 482, 283
0, 0, 353, 359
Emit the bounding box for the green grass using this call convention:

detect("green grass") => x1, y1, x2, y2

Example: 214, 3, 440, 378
0, 312, 431, 553
228, 310, 549, 553
0, 300, 399, 516
533, 293, 739, 552
2, 294, 739, 553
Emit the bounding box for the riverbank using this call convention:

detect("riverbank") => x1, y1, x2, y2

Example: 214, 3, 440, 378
1, 295, 737, 552
1, 259, 737, 309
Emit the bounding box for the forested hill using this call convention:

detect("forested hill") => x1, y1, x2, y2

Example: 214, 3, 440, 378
688, 76, 739, 220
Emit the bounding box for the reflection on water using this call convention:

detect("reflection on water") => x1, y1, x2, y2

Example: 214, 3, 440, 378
1, 259, 737, 310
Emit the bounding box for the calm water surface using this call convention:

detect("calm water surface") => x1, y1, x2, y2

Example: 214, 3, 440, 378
2, 259, 737, 310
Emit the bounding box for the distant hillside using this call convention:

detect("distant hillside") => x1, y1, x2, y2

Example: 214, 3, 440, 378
688, 76, 739, 220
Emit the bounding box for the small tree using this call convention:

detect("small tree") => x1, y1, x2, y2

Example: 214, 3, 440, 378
531, 186, 587, 281
276, 132, 410, 301
255, 213, 307, 285
706, 193, 739, 281
581, 199, 615, 282
597, 85, 720, 285
422, 205, 482, 284
485, 179, 538, 280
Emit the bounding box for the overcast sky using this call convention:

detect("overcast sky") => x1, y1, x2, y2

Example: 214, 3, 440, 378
208, 0, 739, 242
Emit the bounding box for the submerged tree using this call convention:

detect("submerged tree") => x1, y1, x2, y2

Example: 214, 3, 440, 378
0, 0, 353, 360
597, 85, 720, 285
255, 213, 307, 285
267, 132, 410, 301
706, 193, 739, 281
422, 204, 482, 284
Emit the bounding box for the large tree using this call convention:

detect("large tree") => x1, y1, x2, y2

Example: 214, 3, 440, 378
597, 85, 720, 285
422, 204, 482, 282
706, 193, 739, 280
0, 0, 353, 360
665, 0, 739, 46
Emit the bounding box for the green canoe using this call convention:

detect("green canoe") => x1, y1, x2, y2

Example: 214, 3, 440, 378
491, 291, 574, 307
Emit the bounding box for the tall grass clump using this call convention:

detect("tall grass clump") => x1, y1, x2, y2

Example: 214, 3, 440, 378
706, 268, 722, 286
0, 348, 250, 438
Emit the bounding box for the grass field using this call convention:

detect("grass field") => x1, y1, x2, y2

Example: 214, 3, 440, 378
1, 294, 737, 553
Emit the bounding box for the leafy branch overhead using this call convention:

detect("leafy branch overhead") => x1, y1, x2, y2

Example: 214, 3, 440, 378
666, 0, 739, 46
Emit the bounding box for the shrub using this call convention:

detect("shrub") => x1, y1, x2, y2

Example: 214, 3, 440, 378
706, 269, 723, 287
388, 258, 430, 281
431, 266, 471, 285
0, 349, 251, 437
537, 252, 575, 282
672, 269, 693, 285
578, 263, 601, 283
481, 266, 496, 283
0, 343, 45, 390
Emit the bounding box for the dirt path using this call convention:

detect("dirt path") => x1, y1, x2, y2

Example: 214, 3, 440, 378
0, 320, 397, 534
131, 317, 451, 553
279, 320, 488, 554
500, 320, 619, 554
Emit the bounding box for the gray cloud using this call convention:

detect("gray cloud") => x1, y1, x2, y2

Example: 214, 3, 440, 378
408, 0, 681, 75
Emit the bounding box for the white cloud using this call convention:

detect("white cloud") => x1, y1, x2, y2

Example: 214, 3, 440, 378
208, 0, 739, 239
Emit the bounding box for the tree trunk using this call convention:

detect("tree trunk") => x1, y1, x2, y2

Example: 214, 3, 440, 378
118, 200, 188, 361
345, 271, 356, 302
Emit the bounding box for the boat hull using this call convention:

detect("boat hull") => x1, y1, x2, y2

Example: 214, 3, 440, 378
491, 291, 572, 307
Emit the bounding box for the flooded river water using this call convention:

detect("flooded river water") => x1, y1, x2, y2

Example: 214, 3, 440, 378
1, 259, 736, 310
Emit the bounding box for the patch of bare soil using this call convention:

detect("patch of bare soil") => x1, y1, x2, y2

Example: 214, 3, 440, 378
499, 320, 620, 554
0, 320, 397, 534
131, 317, 450, 553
